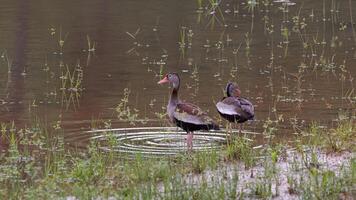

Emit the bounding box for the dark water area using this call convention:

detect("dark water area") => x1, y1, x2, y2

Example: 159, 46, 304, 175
0, 0, 355, 152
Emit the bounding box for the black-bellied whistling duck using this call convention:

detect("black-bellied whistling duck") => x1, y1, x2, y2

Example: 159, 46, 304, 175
216, 82, 254, 133
158, 73, 219, 151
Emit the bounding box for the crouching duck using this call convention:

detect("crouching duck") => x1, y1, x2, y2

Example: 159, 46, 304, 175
158, 73, 219, 151
216, 82, 254, 133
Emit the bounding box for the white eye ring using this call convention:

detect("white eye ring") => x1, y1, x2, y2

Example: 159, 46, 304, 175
168, 74, 172, 78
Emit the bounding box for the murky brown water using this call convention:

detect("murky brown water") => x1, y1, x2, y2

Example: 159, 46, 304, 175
0, 0, 355, 152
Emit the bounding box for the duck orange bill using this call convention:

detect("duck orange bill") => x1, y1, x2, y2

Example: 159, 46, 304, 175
157, 76, 169, 84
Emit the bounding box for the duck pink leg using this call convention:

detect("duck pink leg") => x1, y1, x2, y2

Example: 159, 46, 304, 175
187, 132, 194, 151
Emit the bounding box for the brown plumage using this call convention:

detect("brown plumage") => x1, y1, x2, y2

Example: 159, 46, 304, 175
158, 73, 219, 150
216, 82, 254, 132
173, 103, 219, 132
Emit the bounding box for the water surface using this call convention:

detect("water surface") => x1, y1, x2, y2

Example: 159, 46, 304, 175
0, 0, 354, 152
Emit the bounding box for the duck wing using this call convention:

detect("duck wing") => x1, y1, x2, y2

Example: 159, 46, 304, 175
216, 97, 254, 118
173, 102, 215, 125
216, 97, 243, 116
238, 97, 255, 118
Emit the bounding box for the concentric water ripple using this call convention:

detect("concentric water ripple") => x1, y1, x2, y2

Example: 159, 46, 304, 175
87, 127, 262, 155
87, 127, 252, 155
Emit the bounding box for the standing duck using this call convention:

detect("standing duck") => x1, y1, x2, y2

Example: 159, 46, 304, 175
158, 73, 219, 150
216, 82, 254, 133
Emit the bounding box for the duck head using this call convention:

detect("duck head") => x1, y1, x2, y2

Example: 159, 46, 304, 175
158, 73, 180, 89
226, 82, 241, 97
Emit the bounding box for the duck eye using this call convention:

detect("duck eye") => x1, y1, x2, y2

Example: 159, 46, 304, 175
168, 74, 172, 78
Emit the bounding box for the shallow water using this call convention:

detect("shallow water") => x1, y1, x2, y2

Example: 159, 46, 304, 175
0, 0, 354, 153
85, 127, 264, 155
90, 127, 226, 155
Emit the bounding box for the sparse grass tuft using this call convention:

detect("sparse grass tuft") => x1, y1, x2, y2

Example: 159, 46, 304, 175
192, 149, 219, 173
305, 119, 355, 152
326, 120, 355, 152
116, 88, 140, 124
225, 136, 257, 168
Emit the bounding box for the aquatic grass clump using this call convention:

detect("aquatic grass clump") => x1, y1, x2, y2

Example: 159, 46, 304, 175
249, 144, 282, 198
0, 135, 22, 199
123, 154, 173, 184
326, 120, 355, 152
116, 88, 139, 124
0, 125, 49, 199
306, 122, 325, 147
250, 178, 273, 199
225, 136, 257, 168
192, 149, 219, 173
293, 158, 356, 200
60, 63, 84, 110
303, 119, 355, 152
71, 142, 106, 185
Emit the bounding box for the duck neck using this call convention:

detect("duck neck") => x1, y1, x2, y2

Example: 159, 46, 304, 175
167, 86, 179, 122
169, 87, 179, 106
226, 83, 232, 97
226, 89, 231, 97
